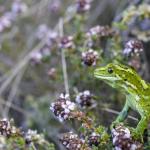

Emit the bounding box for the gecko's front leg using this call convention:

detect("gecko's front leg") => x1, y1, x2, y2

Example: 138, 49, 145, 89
111, 101, 130, 129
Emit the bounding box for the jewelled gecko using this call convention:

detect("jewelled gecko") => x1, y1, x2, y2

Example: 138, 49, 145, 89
94, 63, 150, 138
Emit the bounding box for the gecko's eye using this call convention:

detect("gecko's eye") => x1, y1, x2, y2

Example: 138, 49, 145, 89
108, 68, 113, 74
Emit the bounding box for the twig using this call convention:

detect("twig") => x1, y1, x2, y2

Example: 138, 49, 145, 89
3, 66, 26, 118
0, 98, 30, 116
103, 108, 138, 121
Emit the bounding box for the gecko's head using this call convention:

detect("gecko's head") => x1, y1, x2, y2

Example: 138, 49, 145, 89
94, 63, 141, 90
94, 63, 122, 81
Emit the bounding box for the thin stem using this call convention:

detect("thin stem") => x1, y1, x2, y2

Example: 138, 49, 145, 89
59, 18, 70, 95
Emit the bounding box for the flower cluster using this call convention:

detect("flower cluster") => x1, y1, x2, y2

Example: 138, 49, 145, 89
112, 124, 143, 150
30, 24, 59, 65
48, 0, 61, 13
36, 24, 49, 40
0, 119, 12, 136
85, 25, 114, 47
36, 24, 58, 42
50, 93, 76, 122
11, 0, 28, 14
29, 51, 43, 65
88, 132, 100, 147
0, 119, 17, 137
75, 90, 96, 108
0, 0, 28, 32
86, 25, 113, 38
30, 46, 51, 65
50, 93, 93, 128
59, 36, 74, 49
0, 13, 13, 32
123, 39, 143, 57
82, 49, 99, 66
59, 132, 87, 150
25, 129, 44, 145
76, 0, 92, 13
0, 119, 54, 149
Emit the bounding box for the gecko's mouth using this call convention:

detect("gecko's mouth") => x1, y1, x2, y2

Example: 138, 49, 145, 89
94, 71, 110, 79
94, 71, 118, 80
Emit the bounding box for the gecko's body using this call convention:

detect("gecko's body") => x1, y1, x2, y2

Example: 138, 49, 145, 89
94, 63, 150, 137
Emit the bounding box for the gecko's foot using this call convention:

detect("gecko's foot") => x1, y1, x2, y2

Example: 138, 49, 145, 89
110, 121, 123, 130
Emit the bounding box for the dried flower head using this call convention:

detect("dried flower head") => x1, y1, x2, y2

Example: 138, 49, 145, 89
59, 132, 85, 150
59, 36, 74, 49
112, 124, 143, 150
50, 93, 76, 122
75, 90, 96, 108
71, 111, 93, 129
88, 132, 100, 147
82, 49, 99, 66
123, 39, 143, 57
76, 0, 92, 13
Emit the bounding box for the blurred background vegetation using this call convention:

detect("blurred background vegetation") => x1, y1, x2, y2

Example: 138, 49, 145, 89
0, 0, 150, 149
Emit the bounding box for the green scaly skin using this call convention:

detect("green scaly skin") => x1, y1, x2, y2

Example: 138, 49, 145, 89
94, 63, 150, 140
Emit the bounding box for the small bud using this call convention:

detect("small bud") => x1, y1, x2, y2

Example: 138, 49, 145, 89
75, 90, 96, 108
47, 68, 57, 79
76, 0, 92, 13
30, 51, 43, 65
59, 36, 74, 49
82, 49, 99, 66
